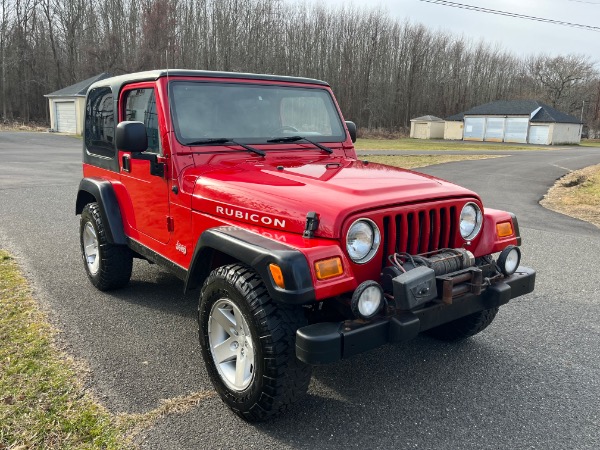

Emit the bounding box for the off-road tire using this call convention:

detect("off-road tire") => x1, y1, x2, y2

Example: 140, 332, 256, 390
424, 307, 499, 341
79, 202, 133, 291
198, 263, 312, 421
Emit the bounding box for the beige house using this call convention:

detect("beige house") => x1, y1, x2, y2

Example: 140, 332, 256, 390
44, 73, 111, 135
446, 100, 582, 145
410, 115, 445, 139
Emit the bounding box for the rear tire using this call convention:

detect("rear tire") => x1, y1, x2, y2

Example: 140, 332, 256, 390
198, 263, 312, 421
79, 202, 133, 291
424, 307, 499, 341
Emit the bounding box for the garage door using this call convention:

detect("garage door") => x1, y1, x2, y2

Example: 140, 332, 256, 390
528, 125, 549, 145
413, 123, 428, 139
504, 118, 529, 143
55, 101, 76, 133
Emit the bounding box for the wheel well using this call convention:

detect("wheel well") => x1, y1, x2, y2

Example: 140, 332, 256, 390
186, 247, 239, 292
76, 191, 96, 215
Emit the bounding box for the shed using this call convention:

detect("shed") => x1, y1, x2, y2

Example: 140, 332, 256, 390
44, 73, 111, 135
444, 115, 464, 140
410, 115, 445, 139
447, 100, 582, 145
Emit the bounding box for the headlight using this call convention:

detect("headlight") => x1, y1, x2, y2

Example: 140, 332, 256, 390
460, 202, 483, 240
346, 219, 381, 263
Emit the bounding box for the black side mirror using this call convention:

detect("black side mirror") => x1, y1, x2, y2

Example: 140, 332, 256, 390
345, 121, 357, 143
116, 121, 148, 152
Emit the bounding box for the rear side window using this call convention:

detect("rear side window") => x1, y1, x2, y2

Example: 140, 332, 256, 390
123, 88, 161, 154
85, 87, 115, 157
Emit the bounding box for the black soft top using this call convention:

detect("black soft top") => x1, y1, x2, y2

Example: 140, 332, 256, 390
88, 69, 329, 93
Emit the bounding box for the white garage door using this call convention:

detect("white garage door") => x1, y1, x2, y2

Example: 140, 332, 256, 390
55, 101, 76, 133
528, 125, 550, 145
504, 118, 529, 143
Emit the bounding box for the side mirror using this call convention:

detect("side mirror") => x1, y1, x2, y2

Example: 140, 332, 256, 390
116, 121, 148, 152
345, 121, 357, 143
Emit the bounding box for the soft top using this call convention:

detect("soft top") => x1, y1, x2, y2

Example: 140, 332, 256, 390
88, 69, 329, 94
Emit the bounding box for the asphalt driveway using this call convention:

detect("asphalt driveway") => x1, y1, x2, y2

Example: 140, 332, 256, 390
1, 132, 599, 449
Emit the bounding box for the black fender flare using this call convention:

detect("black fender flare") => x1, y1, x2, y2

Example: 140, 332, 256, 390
185, 226, 316, 305
75, 178, 127, 245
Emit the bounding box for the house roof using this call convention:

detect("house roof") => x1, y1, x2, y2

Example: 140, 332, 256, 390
411, 115, 444, 122
445, 100, 581, 124
44, 73, 112, 97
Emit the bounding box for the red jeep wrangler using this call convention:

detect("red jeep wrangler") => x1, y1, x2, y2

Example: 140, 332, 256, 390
76, 70, 535, 421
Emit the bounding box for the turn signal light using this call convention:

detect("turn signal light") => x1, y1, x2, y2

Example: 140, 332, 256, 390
269, 264, 285, 289
496, 221, 514, 238
315, 257, 343, 280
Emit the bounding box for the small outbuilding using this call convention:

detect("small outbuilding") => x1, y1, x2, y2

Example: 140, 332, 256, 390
410, 115, 445, 139
44, 73, 111, 135
446, 100, 582, 145
444, 119, 464, 140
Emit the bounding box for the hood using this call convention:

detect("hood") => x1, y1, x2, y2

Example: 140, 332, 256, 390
188, 156, 479, 238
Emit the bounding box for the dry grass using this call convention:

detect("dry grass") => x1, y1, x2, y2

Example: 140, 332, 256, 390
0, 120, 48, 132
541, 164, 600, 228
0, 250, 215, 449
355, 138, 550, 151
362, 154, 504, 169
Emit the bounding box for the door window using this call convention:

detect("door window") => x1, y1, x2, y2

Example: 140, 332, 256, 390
123, 88, 161, 153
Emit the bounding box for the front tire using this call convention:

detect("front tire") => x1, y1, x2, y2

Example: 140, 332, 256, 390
424, 307, 499, 341
198, 264, 312, 421
79, 203, 133, 291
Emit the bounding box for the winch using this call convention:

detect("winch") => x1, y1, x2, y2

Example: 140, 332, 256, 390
381, 248, 483, 310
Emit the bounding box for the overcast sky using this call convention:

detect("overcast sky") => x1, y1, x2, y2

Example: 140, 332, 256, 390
294, 0, 600, 63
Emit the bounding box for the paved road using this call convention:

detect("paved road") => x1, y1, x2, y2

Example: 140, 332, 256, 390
1, 132, 599, 449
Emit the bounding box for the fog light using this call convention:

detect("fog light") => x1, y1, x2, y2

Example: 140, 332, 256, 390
497, 245, 521, 276
351, 281, 384, 319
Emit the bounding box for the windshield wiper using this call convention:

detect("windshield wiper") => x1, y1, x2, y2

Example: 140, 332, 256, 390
184, 138, 265, 157
266, 136, 333, 154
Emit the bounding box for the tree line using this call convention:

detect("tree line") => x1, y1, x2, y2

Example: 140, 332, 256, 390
1, 0, 599, 132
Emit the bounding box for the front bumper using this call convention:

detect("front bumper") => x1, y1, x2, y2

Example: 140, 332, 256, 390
296, 266, 535, 364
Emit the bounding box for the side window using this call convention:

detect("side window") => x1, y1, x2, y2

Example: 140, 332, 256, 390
85, 87, 115, 157
123, 88, 161, 154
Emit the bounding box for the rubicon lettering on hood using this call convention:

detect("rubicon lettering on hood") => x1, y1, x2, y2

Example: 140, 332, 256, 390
215, 206, 286, 228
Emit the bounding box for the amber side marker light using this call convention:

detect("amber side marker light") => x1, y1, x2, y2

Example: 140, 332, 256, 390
496, 221, 514, 238
315, 257, 343, 280
269, 264, 285, 289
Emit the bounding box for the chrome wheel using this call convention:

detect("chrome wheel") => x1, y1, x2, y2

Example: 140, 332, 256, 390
82, 222, 100, 275
208, 298, 256, 391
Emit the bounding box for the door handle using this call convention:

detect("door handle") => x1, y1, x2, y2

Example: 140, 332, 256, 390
122, 154, 131, 172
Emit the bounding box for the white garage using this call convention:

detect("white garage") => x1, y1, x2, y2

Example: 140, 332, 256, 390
44, 73, 111, 135
446, 100, 582, 145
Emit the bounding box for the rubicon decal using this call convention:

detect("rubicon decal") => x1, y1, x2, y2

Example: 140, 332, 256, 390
215, 206, 286, 228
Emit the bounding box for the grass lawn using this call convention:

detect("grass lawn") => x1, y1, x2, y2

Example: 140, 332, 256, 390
579, 139, 600, 148
0, 250, 213, 449
541, 164, 600, 228
0, 250, 126, 448
355, 138, 550, 151
362, 154, 504, 169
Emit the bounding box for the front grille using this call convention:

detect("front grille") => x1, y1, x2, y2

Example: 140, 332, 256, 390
381, 206, 457, 266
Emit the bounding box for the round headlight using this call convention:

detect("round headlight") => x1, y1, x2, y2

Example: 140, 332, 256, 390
346, 219, 381, 264
460, 202, 483, 240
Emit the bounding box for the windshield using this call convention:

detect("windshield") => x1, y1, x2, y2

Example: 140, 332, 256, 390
170, 81, 346, 145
